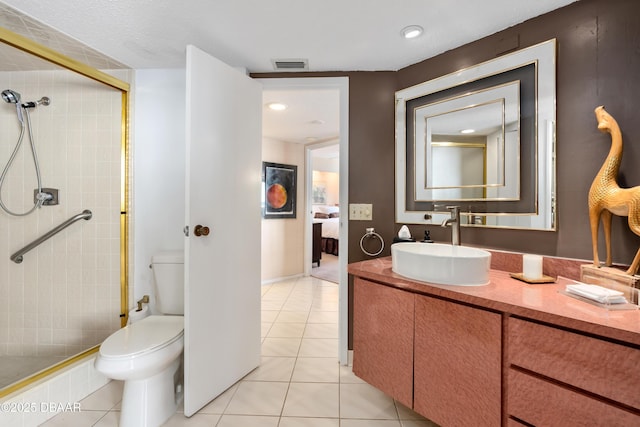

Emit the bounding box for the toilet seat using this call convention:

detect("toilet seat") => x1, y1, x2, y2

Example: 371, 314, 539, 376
100, 315, 184, 359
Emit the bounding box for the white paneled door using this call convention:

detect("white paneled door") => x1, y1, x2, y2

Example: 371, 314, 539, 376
184, 45, 262, 416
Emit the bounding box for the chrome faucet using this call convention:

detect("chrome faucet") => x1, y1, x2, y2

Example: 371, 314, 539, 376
441, 206, 461, 245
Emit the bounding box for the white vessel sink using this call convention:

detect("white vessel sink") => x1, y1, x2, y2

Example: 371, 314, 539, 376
391, 242, 491, 286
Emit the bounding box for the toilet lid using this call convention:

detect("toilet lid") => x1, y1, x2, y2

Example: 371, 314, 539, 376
100, 315, 184, 359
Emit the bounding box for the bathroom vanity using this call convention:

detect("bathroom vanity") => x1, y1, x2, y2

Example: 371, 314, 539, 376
348, 258, 640, 426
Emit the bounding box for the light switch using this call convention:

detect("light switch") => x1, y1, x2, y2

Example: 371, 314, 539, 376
349, 203, 373, 220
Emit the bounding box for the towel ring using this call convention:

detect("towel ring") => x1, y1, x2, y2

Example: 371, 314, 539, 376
360, 228, 384, 257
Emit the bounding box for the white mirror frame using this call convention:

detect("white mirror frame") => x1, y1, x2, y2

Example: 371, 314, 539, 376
395, 39, 556, 230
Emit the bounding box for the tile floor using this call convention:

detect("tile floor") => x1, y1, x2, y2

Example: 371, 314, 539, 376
42, 276, 437, 426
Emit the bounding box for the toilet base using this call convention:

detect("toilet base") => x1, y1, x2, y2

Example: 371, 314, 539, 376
119, 355, 183, 427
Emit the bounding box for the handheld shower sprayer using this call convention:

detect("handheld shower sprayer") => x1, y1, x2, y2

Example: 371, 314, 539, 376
1, 89, 21, 104
2, 89, 24, 122
1, 89, 53, 216
2, 90, 50, 108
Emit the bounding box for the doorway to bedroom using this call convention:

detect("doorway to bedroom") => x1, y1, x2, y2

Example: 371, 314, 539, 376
310, 144, 340, 283
260, 76, 349, 365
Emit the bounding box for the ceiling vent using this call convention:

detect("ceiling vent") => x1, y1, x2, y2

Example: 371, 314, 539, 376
271, 58, 309, 71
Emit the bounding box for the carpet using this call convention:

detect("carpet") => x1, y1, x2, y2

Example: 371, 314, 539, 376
311, 253, 339, 283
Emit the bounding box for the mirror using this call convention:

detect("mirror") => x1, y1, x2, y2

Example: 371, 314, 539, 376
416, 81, 520, 202
396, 39, 556, 230
0, 13, 129, 397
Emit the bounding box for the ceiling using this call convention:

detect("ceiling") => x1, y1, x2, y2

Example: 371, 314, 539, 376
262, 88, 340, 146
1, 0, 578, 72
0, 0, 578, 149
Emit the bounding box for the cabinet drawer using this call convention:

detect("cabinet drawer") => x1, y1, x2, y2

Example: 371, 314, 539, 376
509, 369, 639, 426
508, 317, 640, 409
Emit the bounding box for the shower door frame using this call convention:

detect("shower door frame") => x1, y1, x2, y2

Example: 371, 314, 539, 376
0, 26, 130, 398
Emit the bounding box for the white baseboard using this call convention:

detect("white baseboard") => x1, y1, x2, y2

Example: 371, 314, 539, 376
261, 273, 304, 285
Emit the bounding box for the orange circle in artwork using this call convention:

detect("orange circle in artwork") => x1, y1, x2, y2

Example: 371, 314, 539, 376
267, 183, 288, 209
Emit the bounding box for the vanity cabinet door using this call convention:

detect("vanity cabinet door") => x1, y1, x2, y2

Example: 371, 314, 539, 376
414, 295, 502, 427
352, 277, 415, 408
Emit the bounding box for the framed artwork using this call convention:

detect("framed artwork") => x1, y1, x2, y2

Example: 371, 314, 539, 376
262, 162, 297, 219
312, 182, 327, 204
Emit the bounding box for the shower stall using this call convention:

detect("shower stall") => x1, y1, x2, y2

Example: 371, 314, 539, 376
0, 33, 129, 394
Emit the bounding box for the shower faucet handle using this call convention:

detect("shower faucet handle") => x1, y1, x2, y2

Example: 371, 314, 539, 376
194, 224, 210, 237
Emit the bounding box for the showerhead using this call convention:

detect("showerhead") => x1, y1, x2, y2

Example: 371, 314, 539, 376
2, 89, 21, 104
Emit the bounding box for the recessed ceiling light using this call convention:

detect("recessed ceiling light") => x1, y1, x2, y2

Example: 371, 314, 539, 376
267, 102, 287, 111
460, 129, 475, 134
401, 25, 423, 39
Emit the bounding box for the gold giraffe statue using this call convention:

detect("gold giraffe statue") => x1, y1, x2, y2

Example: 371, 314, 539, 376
589, 106, 640, 275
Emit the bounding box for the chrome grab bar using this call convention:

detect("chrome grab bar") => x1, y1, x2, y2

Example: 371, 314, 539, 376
10, 209, 92, 264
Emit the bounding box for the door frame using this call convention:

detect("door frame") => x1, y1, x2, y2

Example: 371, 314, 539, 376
258, 77, 349, 365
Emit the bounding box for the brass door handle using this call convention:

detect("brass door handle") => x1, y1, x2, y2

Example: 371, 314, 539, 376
194, 225, 210, 237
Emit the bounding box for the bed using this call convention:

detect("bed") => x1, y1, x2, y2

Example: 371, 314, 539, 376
312, 205, 340, 256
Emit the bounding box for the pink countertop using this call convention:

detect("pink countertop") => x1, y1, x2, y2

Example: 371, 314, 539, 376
348, 257, 640, 346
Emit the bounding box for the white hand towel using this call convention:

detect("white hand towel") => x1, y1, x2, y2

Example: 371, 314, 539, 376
566, 283, 627, 304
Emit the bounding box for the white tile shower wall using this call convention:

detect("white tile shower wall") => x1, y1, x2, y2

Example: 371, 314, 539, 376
0, 69, 122, 358
0, 355, 110, 426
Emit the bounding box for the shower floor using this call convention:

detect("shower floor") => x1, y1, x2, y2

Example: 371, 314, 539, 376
0, 356, 66, 390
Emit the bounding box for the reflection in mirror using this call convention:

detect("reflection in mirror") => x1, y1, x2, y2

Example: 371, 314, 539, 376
430, 103, 504, 193
0, 20, 129, 397
430, 142, 487, 199
396, 39, 556, 230
415, 81, 520, 202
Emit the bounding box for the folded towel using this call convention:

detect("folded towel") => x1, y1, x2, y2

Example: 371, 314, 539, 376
566, 283, 627, 304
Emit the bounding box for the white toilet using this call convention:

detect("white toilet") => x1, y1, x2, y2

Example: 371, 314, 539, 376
95, 251, 185, 427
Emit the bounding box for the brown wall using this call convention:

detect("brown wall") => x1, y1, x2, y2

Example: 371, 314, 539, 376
396, 0, 640, 266
254, 70, 399, 263
254, 0, 640, 350
255, 0, 640, 268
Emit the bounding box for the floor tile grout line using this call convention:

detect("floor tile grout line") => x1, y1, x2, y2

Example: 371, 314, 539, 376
280, 276, 336, 425
91, 410, 111, 426
237, 277, 334, 422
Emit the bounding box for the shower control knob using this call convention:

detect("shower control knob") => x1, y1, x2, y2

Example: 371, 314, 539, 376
194, 224, 210, 237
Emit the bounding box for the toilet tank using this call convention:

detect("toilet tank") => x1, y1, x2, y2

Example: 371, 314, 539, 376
151, 251, 185, 315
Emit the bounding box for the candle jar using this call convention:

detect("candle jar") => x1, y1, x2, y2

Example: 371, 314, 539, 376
523, 254, 543, 280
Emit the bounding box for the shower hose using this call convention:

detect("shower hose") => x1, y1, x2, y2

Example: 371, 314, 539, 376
0, 107, 49, 216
